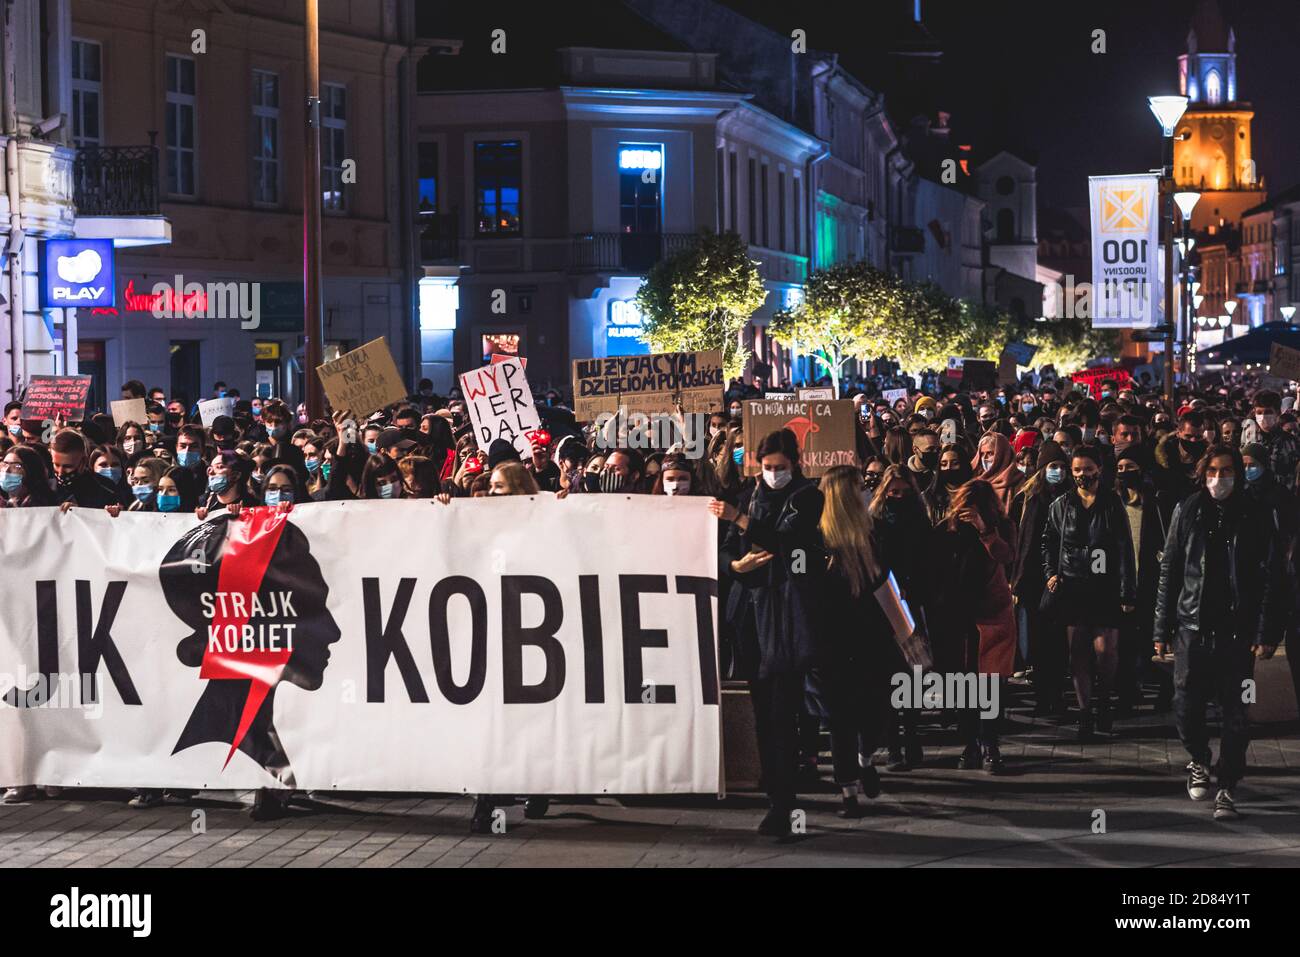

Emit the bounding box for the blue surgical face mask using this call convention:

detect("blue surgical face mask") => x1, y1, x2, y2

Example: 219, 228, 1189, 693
1, 473, 23, 494
177, 449, 199, 468
378, 481, 400, 499
149, 422, 163, 433
207, 473, 230, 493
366, 441, 379, 455
6, 423, 20, 436
732, 447, 744, 466
97, 467, 122, 483
156, 493, 181, 512
131, 484, 154, 502
1245, 464, 1263, 483
304, 458, 320, 475
1045, 465, 1064, 485
264, 488, 293, 507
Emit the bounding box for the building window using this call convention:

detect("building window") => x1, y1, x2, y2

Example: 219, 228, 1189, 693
716, 146, 725, 232
474, 140, 521, 234
747, 157, 757, 245
321, 82, 347, 211
792, 175, 801, 255
996, 208, 1015, 243
71, 39, 103, 147
728, 151, 737, 233
251, 70, 279, 205
1205, 68, 1222, 105
165, 54, 197, 196
761, 161, 769, 248
618, 143, 662, 234
418, 141, 439, 213
778, 170, 786, 252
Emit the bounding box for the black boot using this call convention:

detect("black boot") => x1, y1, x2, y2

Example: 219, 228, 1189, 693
758, 805, 793, 837
523, 796, 550, 819
249, 788, 289, 821
470, 797, 496, 834
982, 745, 1005, 775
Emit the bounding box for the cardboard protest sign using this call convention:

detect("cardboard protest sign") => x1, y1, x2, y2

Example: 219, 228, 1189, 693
882, 388, 908, 405
459, 357, 542, 456
197, 396, 237, 427
796, 387, 834, 400
572, 350, 724, 421
110, 398, 147, 426
316, 338, 408, 419
764, 391, 796, 400
1269, 343, 1300, 382
742, 399, 857, 477
21, 375, 92, 422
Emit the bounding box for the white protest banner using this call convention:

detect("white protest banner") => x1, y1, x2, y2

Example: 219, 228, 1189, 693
0, 498, 721, 794
882, 388, 908, 405
459, 357, 543, 456
796, 388, 834, 401
197, 396, 236, 427
1088, 174, 1160, 329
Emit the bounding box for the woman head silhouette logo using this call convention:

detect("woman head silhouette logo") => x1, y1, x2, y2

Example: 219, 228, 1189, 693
160, 508, 340, 785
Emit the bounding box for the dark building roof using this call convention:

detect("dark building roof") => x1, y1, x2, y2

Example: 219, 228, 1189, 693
1241, 182, 1300, 217
416, 1, 695, 92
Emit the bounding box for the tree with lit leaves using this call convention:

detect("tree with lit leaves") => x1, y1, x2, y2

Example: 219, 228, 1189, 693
634, 230, 766, 380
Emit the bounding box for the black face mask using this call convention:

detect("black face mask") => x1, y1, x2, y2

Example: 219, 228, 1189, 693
1117, 470, 1142, 490
863, 474, 881, 490
942, 470, 964, 488
582, 472, 601, 493
1179, 437, 1206, 459
919, 451, 939, 472
1074, 473, 1099, 491
598, 470, 627, 494
166, 412, 182, 425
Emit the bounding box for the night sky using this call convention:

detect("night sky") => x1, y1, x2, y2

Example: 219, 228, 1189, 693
415, 0, 1299, 210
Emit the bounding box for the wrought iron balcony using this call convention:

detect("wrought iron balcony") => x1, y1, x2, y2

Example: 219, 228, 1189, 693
570, 232, 697, 273
72, 145, 161, 216
418, 208, 460, 262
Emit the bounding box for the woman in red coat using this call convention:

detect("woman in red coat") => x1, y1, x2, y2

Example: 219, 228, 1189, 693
928, 479, 1017, 773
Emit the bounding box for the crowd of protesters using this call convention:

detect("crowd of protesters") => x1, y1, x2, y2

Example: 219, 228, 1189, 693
1, 367, 1297, 836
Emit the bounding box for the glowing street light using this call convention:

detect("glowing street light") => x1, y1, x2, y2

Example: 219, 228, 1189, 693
1173, 190, 1201, 222
1148, 96, 1189, 137
1282, 305, 1297, 322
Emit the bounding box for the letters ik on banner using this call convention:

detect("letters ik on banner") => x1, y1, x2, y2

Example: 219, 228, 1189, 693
21, 375, 92, 422
742, 399, 858, 477
459, 357, 542, 456
571, 350, 724, 421
316, 338, 409, 419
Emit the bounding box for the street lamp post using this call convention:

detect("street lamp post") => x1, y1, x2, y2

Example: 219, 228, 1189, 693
1174, 190, 1199, 384
1149, 95, 1188, 399
303, 0, 326, 420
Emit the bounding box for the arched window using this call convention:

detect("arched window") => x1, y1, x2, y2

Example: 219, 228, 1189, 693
1205, 68, 1222, 105
996, 208, 1015, 243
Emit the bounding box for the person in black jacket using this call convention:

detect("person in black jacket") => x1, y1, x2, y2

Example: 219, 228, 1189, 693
49, 429, 120, 509
1009, 440, 1070, 714
1154, 444, 1283, 820
711, 428, 825, 838
1042, 445, 1137, 739
1113, 448, 1170, 714
814, 465, 895, 817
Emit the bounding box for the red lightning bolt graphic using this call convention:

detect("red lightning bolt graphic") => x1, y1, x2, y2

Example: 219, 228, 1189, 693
199, 507, 292, 769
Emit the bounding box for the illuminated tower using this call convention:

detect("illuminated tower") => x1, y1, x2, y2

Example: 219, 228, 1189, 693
1172, 0, 1265, 232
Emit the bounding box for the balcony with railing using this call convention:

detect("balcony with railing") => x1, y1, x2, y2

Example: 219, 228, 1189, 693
418, 208, 460, 263
72, 145, 161, 216
570, 232, 697, 273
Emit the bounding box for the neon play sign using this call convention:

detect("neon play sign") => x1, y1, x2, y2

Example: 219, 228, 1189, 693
41, 239, 115, 307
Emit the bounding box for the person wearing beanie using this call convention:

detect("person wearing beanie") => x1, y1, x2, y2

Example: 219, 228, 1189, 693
486, 437, 521, 470
1009, 440, 1071, 714
914, 395, 938, 421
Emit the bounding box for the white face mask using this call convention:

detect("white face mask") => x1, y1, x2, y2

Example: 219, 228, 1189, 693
762, 467, 792, 490
981, 456, 996, 472
1258, 413, 1278, 431
1206, 476, 1233, 500
663, 479, 689, 496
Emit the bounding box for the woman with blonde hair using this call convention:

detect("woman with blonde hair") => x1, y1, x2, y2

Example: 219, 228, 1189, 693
815, 464, 895, 816
488, 460, 540, 496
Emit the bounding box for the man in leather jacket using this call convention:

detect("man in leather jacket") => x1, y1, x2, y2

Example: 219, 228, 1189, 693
1153, 444, 1283, 820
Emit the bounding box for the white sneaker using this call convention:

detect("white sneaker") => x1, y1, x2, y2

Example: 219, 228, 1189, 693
1186, 762, 1212, 801
1213, 789, 1239, 820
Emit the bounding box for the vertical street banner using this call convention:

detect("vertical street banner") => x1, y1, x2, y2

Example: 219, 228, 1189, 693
459, 357, 542, 456
1088, 174, 1160, 329
0, 498, 721, 794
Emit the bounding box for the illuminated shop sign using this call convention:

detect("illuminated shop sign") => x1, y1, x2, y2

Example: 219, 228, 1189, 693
606, 298, 650, 356
618, 148, 662, 170
41, 239, 115, 307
